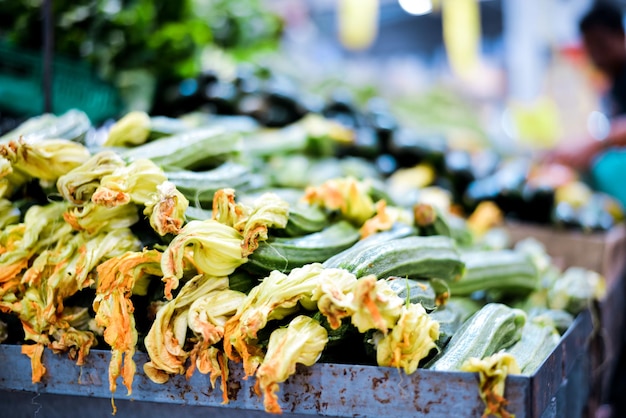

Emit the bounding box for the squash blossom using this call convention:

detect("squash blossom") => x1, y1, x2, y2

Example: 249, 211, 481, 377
186, 288, 245, 403
359, 200, 412, 239
93, 249, 162, 410
255, 315, 328, 414
104, 111, 151, 147
0, 198, 19, 229
223, 263, 325, 376
92, 159, 167, 207
212, 188, 289, 256
143, 275, 229, 384
310, 268, 358, 329
64, 202, 140, 235
349, 275, 404, 333
0, 202, 71, 287
461, 352, 521, 418
144, 181, 189, 236
57, 151, 126, 205
303, 177, 375, 226
161, 220, 246, 299
376, 303, 440, 374
0, 137, 90, 181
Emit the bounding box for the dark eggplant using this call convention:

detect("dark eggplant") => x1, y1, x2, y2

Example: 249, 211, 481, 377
390, 129, 447, 169
521, 183, 555, 224
444, 150, 475, 201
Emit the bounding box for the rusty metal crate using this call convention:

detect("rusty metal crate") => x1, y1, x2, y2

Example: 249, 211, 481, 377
0, 308, 595, 418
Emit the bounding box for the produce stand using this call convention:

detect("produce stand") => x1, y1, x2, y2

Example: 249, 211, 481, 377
0, 307, 594, 418
506, 220, 626, 413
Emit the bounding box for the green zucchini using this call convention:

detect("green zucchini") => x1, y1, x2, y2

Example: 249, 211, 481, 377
242, 124, 308, 158
444, 297, 483, 322
386, 277, 437, 311
148, 116, 190, 140
0, 109, 91, 143
428, 306, 463, 349
246, 221, 361, 274
228, 269, 260, 294
165, 162, 253, 205
122, 127, 241, 170
341, 236, 465, 281
449, 250, 539, 297
185, 205, 212, 222
506, 322, 560, 375
448, 215, 473, 247
427, 303, 526, 371
284, 202, 329, 236
322, 222, 417, 269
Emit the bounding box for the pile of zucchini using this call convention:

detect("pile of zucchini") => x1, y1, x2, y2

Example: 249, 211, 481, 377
0, 110, 607, 415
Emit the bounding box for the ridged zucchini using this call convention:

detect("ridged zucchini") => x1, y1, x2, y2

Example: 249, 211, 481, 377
428, 306, 463, 349
322, 222, 417, 269
0, 109, 91, 143
386, 277, 437, 311
228, 269, 260, 294
341, 236, 465, 282
449, 250, 539, 296
185, 205, 212, 222
445, 297, 483, 323
506, 322, 560, 375
246, 221, 361, 274
284, 202, 329, 236
166, 162, 253, 204
122, 127, 241, 170
427, 303, 526, 371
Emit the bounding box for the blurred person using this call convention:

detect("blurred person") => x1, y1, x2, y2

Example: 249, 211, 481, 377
549, 2, 626, 209
551, 5, 626, 417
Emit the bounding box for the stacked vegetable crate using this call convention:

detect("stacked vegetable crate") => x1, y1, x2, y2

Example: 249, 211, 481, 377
0, 311, 596, 417
507, 221, 626, 414
0, 110, 615, 417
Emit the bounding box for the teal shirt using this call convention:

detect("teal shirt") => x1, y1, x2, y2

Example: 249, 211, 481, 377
591, 148, 626, 209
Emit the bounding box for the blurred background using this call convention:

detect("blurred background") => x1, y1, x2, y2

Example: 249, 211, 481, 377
0, 0, 613, 149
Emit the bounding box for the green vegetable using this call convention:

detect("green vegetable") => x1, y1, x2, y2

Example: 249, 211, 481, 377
122, 127, 241, 170
341, 235, 464, 281
427, 303, 526, 371
449, 250, 539, 297
185, 205, 213, 221
323, 222, 417, 269
506, 322, 560, 375
228, 270, 260, 294
246, 221, 361, 274
283, 202, 329, 236
428, 306, 463, 349
0, 110, 91, 143
165, 162, 253, 205
385, 277, 438, 311
444, 297, 483, 322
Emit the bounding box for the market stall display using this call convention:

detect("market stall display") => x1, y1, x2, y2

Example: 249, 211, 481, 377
0, 110, 613, 417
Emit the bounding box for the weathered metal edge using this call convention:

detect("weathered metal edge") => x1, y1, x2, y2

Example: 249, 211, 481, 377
0, 344, 531, 418
529, 309, 594, 417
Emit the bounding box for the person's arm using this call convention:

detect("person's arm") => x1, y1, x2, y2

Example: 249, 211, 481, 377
547, 115, 626, 170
